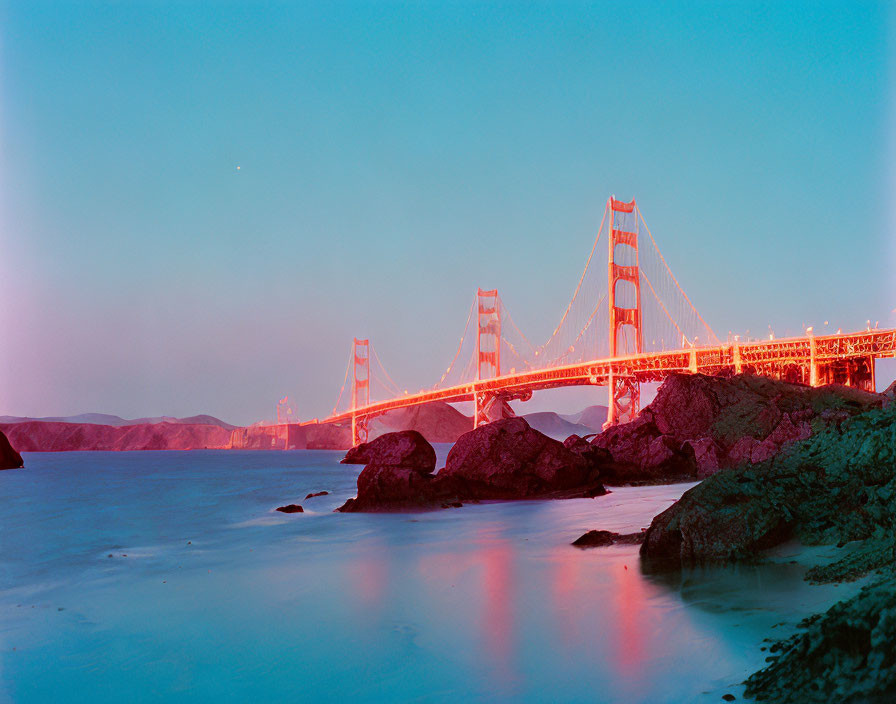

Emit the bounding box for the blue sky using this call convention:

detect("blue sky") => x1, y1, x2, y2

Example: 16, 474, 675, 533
1, 1, 894, 424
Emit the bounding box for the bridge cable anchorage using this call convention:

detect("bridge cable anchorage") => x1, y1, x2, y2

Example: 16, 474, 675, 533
639, 268, 689, 346
637, 207, 719, 345
330, 345, 355, 416
434, 295, 477, 389
538, 200, 609, 354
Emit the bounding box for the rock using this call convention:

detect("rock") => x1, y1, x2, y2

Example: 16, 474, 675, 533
640, 401, 896, 571
572, 530, 646, 548
341, 430, 436, 469
682, 437, 722, 478
337, 431, 445, 512
564, 434, 612, 474
591, 373, 882, 483
0, 430, 23, 470
305, 491, 329, 499
884, 379, 896, 402
572, 530, 618, 548
438, 418, 605, 500
276, 504, 303, 513
338, 421, 607, 512
744, 577, 896, 703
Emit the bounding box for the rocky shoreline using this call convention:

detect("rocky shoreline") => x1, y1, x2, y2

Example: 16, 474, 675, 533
333, 372, 895, 701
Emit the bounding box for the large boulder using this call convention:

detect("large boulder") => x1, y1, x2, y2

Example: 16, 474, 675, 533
341, 430, 436, 468
438, 417, 605, 500
0, 430, 23, 470
337, 431, 445, 512
592, 373, 882, 484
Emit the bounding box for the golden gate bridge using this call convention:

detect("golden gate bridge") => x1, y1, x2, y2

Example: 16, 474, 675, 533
309, 196, 896, 446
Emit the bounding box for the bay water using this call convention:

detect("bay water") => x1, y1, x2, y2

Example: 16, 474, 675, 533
0, 449, 858, 703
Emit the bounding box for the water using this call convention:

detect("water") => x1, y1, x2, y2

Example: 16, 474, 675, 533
0, 450, 861, 703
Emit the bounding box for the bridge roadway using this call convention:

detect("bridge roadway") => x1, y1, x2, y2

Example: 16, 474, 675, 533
319, 328, 896, 428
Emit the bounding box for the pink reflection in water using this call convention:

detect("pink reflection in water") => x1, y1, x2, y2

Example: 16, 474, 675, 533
346, 539, 388, 612
549, 544, 584, 647
610, 560, 650, 677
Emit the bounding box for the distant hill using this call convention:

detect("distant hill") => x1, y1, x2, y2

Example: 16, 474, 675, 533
564, 405, 608, 432
0, 413, 236, 430
520, 412, 596, 440
371, 401, 472, 444
0, 421, 232, 452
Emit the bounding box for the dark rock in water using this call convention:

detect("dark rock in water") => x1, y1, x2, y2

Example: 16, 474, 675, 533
439, 418, 605, 500
341, 430, 436, 469
591, 373, 881, 484
640, 401, 896, 571
572, 530, 645, 548
338, 421, 607, 512
0, 430, 23, 470
572, 530, 617, 548
276, 504, 304, 513
305, 491, 329, 499
337, 431, 445, 512
745, 576, 896, 703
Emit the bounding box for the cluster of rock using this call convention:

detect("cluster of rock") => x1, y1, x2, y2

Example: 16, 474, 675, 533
337, 418, 608, 512
591, 373, 881, 483
0, 430, 23, 470
639, 400, 896, 569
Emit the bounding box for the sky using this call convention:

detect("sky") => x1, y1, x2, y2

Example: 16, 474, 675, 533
1, 1, 894, 426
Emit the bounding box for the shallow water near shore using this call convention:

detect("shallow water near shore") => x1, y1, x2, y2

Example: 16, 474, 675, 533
0, 450, 862, 703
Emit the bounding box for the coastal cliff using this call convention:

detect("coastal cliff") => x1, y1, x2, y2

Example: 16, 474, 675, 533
0, 421, 232, 452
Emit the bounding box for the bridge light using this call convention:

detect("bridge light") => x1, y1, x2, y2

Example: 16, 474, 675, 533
806, 326, 813, 335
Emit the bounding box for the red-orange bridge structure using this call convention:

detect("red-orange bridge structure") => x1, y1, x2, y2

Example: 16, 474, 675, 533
315, 197, 895, 446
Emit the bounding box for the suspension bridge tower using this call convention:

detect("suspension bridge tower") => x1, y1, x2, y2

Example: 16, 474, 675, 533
351, 338, 370, 446
606, 197, 643, 425
474, 288, 501, 427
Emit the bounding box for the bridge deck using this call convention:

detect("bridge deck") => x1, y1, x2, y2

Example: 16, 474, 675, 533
322, 328, 896, 425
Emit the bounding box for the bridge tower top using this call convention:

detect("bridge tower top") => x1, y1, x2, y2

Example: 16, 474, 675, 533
476, 288, 501, 381
607, 196, 643, 425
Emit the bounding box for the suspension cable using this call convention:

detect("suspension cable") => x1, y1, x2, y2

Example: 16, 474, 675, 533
370, 343, 401, 396
637, 207, 719, 344
539, 200, 608, 350
434, 295, 476, 388
640, 269, 688, 346
499, 296, 536, 358
330, 345, 354, 415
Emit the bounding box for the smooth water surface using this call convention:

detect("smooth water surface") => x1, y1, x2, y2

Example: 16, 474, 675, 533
0, 450, 858, 703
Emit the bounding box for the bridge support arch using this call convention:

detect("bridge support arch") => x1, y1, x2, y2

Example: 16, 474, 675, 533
606, 197, 643, 426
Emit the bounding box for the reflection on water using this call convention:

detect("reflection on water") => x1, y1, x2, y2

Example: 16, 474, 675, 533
0, 452, 862, 703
